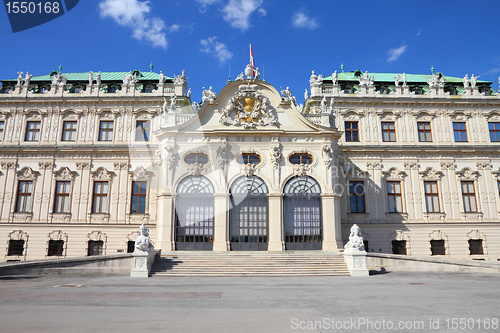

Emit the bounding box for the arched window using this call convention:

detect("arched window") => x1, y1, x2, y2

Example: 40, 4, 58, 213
229, 176, 268, 251
283, 176, 322, 250
175, 176, 215, 250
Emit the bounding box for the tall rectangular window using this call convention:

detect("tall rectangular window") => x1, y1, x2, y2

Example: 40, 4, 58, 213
430, 239, 446, 255
7, 240, 25, 256
135, 120, 150, 141
349, 181, 365, 213
131, 181, 147, 213
468, 239, 484, 255
54, 181, 71, 213
453, 122, 468, 142
417, 122, 432, 142
16, 181, 33, 213
61, 121, 77, 141
47, 240, 64, 256
488, 122, 500, 142
381, 122, 396, 142
99, 121, 114, 141
87, 240, 103, 256
424, 181, 440, 213
92, 181, 108, 213
392, 240, 407, 255
25, 121, 41, 141
387, 181, 403, 213
0, 121, 4, 141
345, 121, 359, 142
461, 181, 477, 212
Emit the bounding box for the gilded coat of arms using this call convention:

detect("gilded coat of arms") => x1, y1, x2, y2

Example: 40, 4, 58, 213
220, 83, 279, 129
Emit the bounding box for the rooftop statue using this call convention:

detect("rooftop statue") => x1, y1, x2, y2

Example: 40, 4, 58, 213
96, 71, 101, 86
358, 71, 374, 87
281, 86, 295, 103
170, 94, 177, 111
235, 72, 245, 81
470, 74, 479, 88
304, 89, 308, 100
158, 71, 166, 84
202, 86, 216, 104
254, 67, 261, 80
24, 72, 32, 87
174, 70, 187, 85
331, 71, 338, 85
186, 88, 191, 98
16, 72, 23, 86
320, 96, 327, 112
463, 74, 469, 88
428, 74, 445, 88
344, 224, 365, 251
309, 70, 317, 83
88, 71, 93, 86
135, 224, 154, 252
402, 73, 407, 86
245, 64, 253, 79
394, 74, 400, 87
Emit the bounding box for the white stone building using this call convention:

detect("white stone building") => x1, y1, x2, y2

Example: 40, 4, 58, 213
1, 66, 499, 262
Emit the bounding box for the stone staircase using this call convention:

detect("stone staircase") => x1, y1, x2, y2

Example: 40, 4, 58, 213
151, 252, 350, 277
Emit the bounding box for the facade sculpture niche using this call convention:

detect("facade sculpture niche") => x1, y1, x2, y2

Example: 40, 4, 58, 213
220, 83, 279, 129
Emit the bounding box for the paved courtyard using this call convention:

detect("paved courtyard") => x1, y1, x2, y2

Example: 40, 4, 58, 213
0, 271, 499, 332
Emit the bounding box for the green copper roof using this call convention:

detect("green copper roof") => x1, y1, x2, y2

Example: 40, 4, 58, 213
2, 71, 173, 82
323, 72, 492, 84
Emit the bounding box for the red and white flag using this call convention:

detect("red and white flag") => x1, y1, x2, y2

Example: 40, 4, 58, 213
250, 44, 255, 78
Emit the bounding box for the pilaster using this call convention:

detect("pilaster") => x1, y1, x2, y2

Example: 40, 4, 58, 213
268, 193, 283, 251
213, 193, 229, 251
322, 193, 343, 252
157, 192, 174, 252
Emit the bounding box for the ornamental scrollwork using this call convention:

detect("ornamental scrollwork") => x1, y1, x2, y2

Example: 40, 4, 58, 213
220, 84, 279, 129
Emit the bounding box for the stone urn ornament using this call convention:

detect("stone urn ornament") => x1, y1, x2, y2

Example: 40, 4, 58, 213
245, 64, 253, 79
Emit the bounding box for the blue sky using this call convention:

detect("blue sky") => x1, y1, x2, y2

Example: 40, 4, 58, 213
1, 0, 500, 103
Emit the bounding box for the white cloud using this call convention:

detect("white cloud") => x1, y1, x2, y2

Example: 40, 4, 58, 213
292, 12, 319, 30
387, 45, 407, 62
416, 28, 422, 36
221, 0, 265, 31
99, 0, 167, 49
200, 37, 233, 63
195, 0, 220, 13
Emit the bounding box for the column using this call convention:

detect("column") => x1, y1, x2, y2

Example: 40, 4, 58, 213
156, 192, 174, 252
268, 193, 283, 251
0, 162, 16, 222
213, 193, 229, 251
322, 193, 342, 252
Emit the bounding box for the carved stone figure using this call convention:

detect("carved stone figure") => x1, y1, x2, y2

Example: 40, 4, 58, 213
186, 88, 191, 98
470, 74, 479, 88
24, 72, 32, 87
322, 144, 333, 168
320, 96, 327, 112
270, 146, 282, 169
158, 71, 166, 84
309, 70, 317, 83
402, 73, 407, 86
96, 71, 101, 86
332, 71, 338, 85
304, 89, 308, 100
202, 86, 216, 104
88, 71, 94, 86
394, 74, 400, 87
428, 74, 445, 88
16, 72, 23, 86
162, 97, 169, 114
329, 97, 335, 112
281, 86, 294, 101
359, 71, 374, 87
165, 145, 176, 170
170, 95, 177, 111
254, 67, 261, 80
235, 72, 245, 81
135, 224, 154, 252
463, 74, 469, 88
344, 224, 365, 251
174, 70, 187, 85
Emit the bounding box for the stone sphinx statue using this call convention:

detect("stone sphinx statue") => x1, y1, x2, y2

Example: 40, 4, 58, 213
134, 224, 154, 252
344, 224, 365, 251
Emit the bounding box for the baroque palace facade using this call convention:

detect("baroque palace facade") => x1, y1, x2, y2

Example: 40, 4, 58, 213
1, 65, 500, 262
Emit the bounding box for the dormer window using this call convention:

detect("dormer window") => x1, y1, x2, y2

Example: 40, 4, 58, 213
185, 153, 209, 165
237, 153, 261, 165
289, 153, 313, 165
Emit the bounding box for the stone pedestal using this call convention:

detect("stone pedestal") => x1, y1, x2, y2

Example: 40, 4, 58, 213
130, 250, 156, 278
343, 248, 369, 277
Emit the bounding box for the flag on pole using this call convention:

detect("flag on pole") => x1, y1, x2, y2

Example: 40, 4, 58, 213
250, 44, 255, 78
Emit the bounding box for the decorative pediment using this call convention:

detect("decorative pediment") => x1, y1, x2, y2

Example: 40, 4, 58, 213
220, 83, 279, 129
419, 167, 443, 180
16, 167, 40, 180
8, 229, 28, 240
456, 167, 479, 181
53, 167, 76, 180
429, 229, 447, 241
389, 230, 409, 242
91, 167, 115, 181
48, 230, 68, 241
344, 165, 367, 180
382, 167, 406, 181
130, 166, 153, 181
87, 230, 107, 241
415, 111, 435, 122
466, 229, 485, 241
